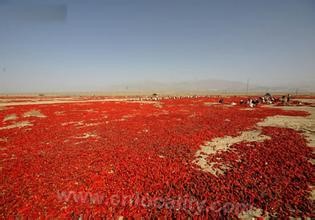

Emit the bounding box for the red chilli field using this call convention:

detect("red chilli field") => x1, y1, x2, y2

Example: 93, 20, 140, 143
0, 96, 314, 219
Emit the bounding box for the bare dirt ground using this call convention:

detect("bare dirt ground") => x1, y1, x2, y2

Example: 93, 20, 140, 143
194, 102, 314, 175
0, 95, 313, 219
0, 109, 46, 130
192, 99, 315, 219
240, 101, 315, 220
259, 105, 315, 147
0, 97, 158, 107
3, 114, 18, 122
23, 110, 46, 118
292, 98, 315, 103
0, 121, 33, 130
194, 130, 270, 175
0, 99, 122, 106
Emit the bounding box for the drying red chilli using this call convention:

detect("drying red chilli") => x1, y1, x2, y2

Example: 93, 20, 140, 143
0, 97, 313, 219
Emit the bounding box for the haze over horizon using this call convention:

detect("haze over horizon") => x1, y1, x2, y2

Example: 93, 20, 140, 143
0, 0, 314, 93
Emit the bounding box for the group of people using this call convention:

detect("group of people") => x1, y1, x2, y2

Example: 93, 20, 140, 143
136, 94, 204, 101
240, 98, 260, 108
219, 93, 292, 108
244, 93, 292, 107
134, 93, 293, 107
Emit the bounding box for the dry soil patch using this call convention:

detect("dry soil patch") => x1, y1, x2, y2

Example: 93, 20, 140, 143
3, 114, 18, 122
0, 121, 33, 130
194, 130, 270, 175
23, 110, 46, 118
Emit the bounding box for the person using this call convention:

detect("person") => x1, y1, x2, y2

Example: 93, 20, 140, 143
287, 94, 291, 102
263, 93, 274, 104
259, 96, 265, 103
248, 98, 255, 108
219, 98, 224, 104
281, 95, 286, 104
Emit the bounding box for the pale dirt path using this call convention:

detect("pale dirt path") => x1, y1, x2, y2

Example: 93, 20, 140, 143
292, 98, 315, 103
239, 103, 315, 219
0, 98, 158, 107
3, 114, 18, 122
194, 130, 270, 175
194, 103, 314, 174
23, 110, 47, 118
193, 99, 315, 219
1, 110, 46, 130
259, 105, 315, 147
0, 99, 112, 107
0, 121, 33, 130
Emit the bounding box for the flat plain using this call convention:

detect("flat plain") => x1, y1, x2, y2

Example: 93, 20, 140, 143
0, 95, 314, 219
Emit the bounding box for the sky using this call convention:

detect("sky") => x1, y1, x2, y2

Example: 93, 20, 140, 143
0, 0, 314, 92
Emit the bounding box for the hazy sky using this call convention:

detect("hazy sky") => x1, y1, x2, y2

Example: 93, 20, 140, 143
0, 0, 314, 92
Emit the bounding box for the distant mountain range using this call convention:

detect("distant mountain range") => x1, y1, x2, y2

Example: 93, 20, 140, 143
109, 79, 247, 92
106, 79, 315, 94
1, 79, 314, 95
